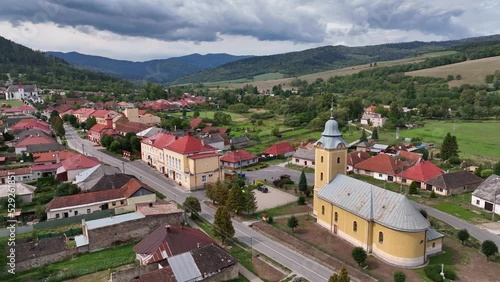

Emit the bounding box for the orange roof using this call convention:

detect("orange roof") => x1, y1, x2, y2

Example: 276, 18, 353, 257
61, 154, 101, 171
141, 132, 177, 149
33, 150, 78, 163
397, 150, 423, 165
263, 142, 295, 156
15, 135, 55, 148
90, 109, 110, 118
397, 160, 444, 182
138, 109, 147, 115
190, 118, 204, 128
88, 123, 112, 133
221, 150, 258, 163
0, 167, 31, 176
347, 151, 371, 166
354, 153, 404, 175
164, 134, 216, 155
73, 108, 96, 116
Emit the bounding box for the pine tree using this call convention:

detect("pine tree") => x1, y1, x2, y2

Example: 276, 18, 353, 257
213, 206, 234, 244
242, 189, 258, 214
227, 183, 244, 214
371, 127, 379, 140
214, 181, 229, 206
440, 132, 459, 160
329, 265, 350, 282
298, 170, 308, 193
359, 129, 367, 142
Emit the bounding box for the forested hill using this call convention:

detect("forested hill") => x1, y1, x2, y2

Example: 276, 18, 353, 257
174, 34, 500, 84
0, 36, 132, 92
46, 51, 252, 83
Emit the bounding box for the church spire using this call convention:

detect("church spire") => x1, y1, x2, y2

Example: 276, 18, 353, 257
330, 96, 334, 118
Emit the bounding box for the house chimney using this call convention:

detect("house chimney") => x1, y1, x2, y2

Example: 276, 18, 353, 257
197, 242, 201, 248
55, 153, 60, 164
165, 224, 171, 232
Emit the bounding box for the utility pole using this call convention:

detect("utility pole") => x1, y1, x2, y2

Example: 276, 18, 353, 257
81, 143, 84, 155
493, 186, 498, 222
239, 156, 243, 176
122, 161, 125, 173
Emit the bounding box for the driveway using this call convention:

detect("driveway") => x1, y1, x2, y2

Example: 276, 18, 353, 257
254, 186, 298, 212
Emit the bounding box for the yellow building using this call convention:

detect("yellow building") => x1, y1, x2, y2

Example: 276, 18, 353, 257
140, 132, 177, 174
124, 108, 161, 126
162, 134, 223, 190
313, 113, 443, 267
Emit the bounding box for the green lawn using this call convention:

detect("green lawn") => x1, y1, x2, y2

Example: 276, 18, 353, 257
433, 202, 479, 221
376, 120, 500, 162
203, 72, 285, 87
1, 243, 136, 282
170, 110, 245, 121
0, 99, 23, 107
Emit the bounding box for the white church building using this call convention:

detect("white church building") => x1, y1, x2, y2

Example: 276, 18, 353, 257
6, 82, 43, 103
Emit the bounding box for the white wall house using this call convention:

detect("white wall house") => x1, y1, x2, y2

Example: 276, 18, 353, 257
6, 83, 43, 103
471, 174, 500, 215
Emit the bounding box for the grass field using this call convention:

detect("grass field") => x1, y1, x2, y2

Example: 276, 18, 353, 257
407, 55, 500, 87
0, 99, 23, 107
376, 120, 500, 162
204, 72, 286, 88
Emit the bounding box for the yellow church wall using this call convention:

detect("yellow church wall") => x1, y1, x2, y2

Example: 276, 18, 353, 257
314, 148, 347, 191
426, 238, 443, 256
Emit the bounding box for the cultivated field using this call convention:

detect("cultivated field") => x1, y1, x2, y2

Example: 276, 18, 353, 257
407, 55, 500, 87
376, 120, 500, 162
0, 99, 23, 107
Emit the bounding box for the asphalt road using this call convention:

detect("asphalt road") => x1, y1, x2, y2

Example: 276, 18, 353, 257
64, 126, 339, 282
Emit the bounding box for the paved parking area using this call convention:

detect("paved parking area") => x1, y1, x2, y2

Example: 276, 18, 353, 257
253, 186, 298, 212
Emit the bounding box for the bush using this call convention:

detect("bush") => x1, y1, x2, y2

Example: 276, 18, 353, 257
393, 271, 406, 282
430, 191, 437, 198
409, 182, 418, 195
297, 196, 306, 205
481, 240, 499, 259
267, 216, 274, 224
273, 179, 284, 188
424, 265, 456, 281
351, 247, 367, 266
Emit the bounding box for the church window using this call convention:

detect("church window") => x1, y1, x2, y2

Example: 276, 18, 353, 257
378, 232, 384, 243
321, 156, 324, 163
353, 221, 358, 232
321, 205, 325, 215
337, 157, 340, 164
320, 172, 323, 181
334, 212, 338, 222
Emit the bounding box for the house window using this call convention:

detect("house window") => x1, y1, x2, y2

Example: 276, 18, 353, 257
378, 173, 383, 177
295, 158, 299, 163
432, 242, 436, 248
321, 205, 325, 215
476, 199, 480, 205
112, 202, 116, 206
334, 212, 338, 222
312, 162, 315, 165
320, 172, 323, 181
87, 209, 91, 214
202, 175, 207, 183
353, 221, 358, 232
209, 174, 213, 177
121, 200, 125, 205
321, 156, 324, 163
304, 161, 307, 166
74, 211, 78, 216
378, 232, 384, 243
402, 179, 407, 183
337, 157, 340, 164
55, 213, 60, 218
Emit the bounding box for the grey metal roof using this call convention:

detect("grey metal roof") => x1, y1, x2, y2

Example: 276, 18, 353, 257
202, 135, 224, 144
74, 234, 89, 247
168, 252, 201, 282
313, 117, 347, 149
292, 147, 315, 161
317, 174, 430, 232
472, 174, 500, 202
85, 212, 145, 230
231, 136, 249, 144
426, 228, 444, 241
137, 127, 164, 138
26, 143, 66, 153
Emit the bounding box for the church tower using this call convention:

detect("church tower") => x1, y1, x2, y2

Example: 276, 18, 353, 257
313, 105, 347, 216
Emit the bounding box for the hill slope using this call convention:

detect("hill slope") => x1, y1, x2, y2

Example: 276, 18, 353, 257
0, 36, 131, 91
174, 34, 500, 84
46, 51, 252, 83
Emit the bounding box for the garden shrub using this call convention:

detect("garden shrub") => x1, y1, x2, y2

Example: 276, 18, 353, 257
424, 265, 456, 281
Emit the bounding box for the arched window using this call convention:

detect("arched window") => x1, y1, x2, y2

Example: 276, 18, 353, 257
321, 205, 325, 215
321, 156, 324, 163
320, 172, 323, 181
337, 157, 340, 164
353, 221, 358, 232
378, 231, 384, 243
334, 212, 338, 222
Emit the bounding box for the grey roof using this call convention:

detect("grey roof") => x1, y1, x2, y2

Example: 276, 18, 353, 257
191, 244, 237, 276
26, 143, 66, 153
356, 141, 373, 148
85, 212, 145, 230
86, 174, 136, 192
472, 174, 500, 202
292, 147, 315, 161
7, 84, 37, 92
202, 135, 225, 144
231, 136, 249, 144
372, 144, 389, 150
426, 228, 444, 241
427, 170, 483, 190
0, 183, 36, 197
17, 129, 50, 141
137, 127, 164, 138
317, 174, 430, 232
74, 234, 89, 247
168, 251, 202, 282
75, 164, 126, 191
313, 117, 348, 149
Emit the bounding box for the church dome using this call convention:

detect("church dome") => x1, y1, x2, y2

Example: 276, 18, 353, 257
322, 117, 342, 137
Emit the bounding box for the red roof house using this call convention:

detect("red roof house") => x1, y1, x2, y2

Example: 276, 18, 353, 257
397, 160, 444, 188
15, 135, 55, 154
262, 142, 295, 157
396, 150, 423, 166
2, 104, 36, 115
220, 150, 259, 168
56, 154, 101, 181
164, 134, 216, 155
11, 119, 51, 135
33, 150, 78, 165
347, 151, 371, 172
189, 118, 204, 128
354, 153, 404, 181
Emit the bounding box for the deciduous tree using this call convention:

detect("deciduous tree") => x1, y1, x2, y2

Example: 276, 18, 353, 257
351, 247, 367, 266
481, 240, 498, 259
457, 229, 470, 245
287, 215, 298, 232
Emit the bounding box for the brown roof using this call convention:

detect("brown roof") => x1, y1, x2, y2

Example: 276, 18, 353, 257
0, 167, 32, 176
354, 153, 404, 175
426, 170, 483, 189
15, 135, 55, 148
191, 244, 237, 275
221, 150, 259, 163
33, 150, 78, 164
60, 154, 101, 171
88, 123, 112, 133
347, 151, 371, 166
190, 117, 204, 128
115, 121, 148, 133
397, 150, 423, 166
139, 267, 176, 282
133, 224, 216, 264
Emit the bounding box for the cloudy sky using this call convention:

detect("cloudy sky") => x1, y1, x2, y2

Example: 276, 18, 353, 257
0, 0, 498, 61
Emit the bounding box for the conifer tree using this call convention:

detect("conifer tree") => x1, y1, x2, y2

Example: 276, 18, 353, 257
214, 206, 234, 244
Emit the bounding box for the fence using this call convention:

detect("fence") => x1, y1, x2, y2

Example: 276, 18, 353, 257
0, 224, 33, 237
38, 228, 82, 239
34, 209, 116, 230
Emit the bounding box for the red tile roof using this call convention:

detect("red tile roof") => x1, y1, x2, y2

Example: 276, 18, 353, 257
11, 119, 51, 134
115, 121, 148, 133
397, 150, 423, 165
60, 154, 101, 171
165, 134, 216, 155
31, 163, 62, 171
221, 150, 258, 163
397, 160, 444, 182
347, 151, 371, 166
188, 152, 219, 159
141, 132, 177, 149
88, 123, 112, 133
15, 136, 55, 148
355, 153, 404, 175
90, 109, 110, 118
190, 118, 204, 128
73, 108, 96, 116
201, 126, 228, 134
33, 150, 78, 164
0, 167, 32, 176
3, 104, 36, 113
263, 142, 295, 156
46, 178, 154, 211
133, 224, 216, 264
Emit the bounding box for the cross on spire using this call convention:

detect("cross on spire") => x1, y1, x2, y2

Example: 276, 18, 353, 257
330, 96, 334, 118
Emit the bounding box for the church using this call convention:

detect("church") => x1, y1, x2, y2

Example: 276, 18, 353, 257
6, 82, 43, 103
312, 111, 443, 267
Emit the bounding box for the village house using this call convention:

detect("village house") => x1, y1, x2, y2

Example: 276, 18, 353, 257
313, 114, 443, 267
141, 132, 178, 174
0, 182, 36, 203
395, 150, 423, 166
26, 143, 66, 154
355, 141, 374, 152
2, 104, 37, 116
230, 135, 250, 149
32, 150, 78, 165
360, 113, 386, 127
346, 151, 371, 173
6, 82, 43, 103
87, 115, 120, 144
220, 150, 259, 169
163, 134, 222, 190
55, 154, 101, 181
72, 108, 96, 123
90, 109, 120, 124
0, 167, 32, 183
16, 129, 50, 142
354, 153, 404, 182
201, 135, 225, 151
74, 164, 135, 192
396, 160, 444, 190
292, 147, 315, 168
45, 178, 156, 220
262, 142, 295, 158
16, 236, 75, 272
426, 170, 484, 196
31, 163, 62, 179
137, 127, 164, 139
10, 119, 52, 135
471, 174, 500, 215
123, 108, 161, 126
14, 135, 56, 154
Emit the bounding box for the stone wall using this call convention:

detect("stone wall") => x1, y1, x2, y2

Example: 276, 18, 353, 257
17, 248, 77, 272
110, 263, 158, 282
88, 212, 183, 252
204, 262, 240, 282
